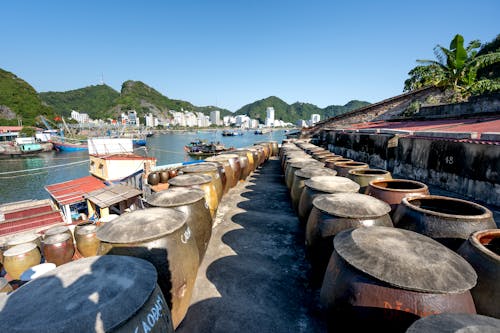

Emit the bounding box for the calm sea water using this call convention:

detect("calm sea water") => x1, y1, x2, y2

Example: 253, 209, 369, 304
0, 130, 286, 205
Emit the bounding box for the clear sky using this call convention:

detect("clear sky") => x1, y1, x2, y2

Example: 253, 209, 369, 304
1, 0, 498, 111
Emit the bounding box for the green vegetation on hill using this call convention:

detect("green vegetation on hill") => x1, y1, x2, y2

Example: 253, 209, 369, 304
0, 68, 55, 126
40, 84, 119, 119
234, 96, 370, 123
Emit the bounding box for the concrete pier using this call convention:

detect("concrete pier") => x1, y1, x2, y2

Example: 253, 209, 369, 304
177, 157, 326, 332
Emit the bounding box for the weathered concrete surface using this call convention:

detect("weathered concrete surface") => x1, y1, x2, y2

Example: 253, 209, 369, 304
176, 157, 325, 333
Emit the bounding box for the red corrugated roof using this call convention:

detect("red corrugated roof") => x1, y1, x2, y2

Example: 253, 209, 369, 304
45, 176, 106, 206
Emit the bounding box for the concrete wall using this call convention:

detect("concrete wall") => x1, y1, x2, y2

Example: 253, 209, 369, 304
320, 129, 500, 207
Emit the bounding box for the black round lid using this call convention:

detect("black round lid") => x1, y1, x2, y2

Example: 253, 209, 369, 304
75, 224, 97, 236
42, 233, 71, 245
181, 163, 218, 173
0, 255, 158, 333
304, 176, 360, 193
146, 187, 205, 208
312, 193, 391, 218
97, 208, 187, 243
44, 225, 70, 237
168, 174, 212, 187
334, 227, 477, 293
407, 313, 500, 333
295, 167, 337, 179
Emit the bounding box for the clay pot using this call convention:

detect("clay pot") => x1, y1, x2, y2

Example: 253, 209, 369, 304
270, 141, 279, 156
407, 313, 500, 332
148, 172, 160, 185
235, 150, 252, 180
42, 233, 75, 266
333, 161, 369, 177
6, 233, 41, 250
146, 187, 212, 262
320, 227, 477, 332
75, 224, 100, 257
457, 229, 500, 318
290, 167, 337, 212
347, 168, 392, 193
297, 176, 360, 225
168, 169, 178, 178
312, 151, 335, 161
97, 208, 199, 329
43, 225, 72, 240
367, 179, 429, 214
306, 193, 392, 285
3, 243, 41, 280
207, 154, 241, 189
0, 256, 175, 332
159, 171, 170, 183
168, 174, 218, 218
393, 195, 496, 250
283, 157, 314, 183
285, 160, 324, 190
181, 163, 224, 202
325, 158, 352, 169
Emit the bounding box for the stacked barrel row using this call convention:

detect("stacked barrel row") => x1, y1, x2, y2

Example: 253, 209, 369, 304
0, 141, 279, 333
280, 139, 499, 332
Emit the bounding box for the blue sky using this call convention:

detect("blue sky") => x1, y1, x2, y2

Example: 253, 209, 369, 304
1, 1, 498, 111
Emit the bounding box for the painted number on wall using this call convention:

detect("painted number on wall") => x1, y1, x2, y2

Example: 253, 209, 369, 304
445, 156, 454, 165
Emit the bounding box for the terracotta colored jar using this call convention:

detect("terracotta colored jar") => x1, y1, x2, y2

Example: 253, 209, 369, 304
207, 154, 241, 189
333, 161, 369, 177
367, 179, 429, 214
290, 167, 337, 212
306, 193, 393, 285
321, 227, 477, 332
393, 195, 496, 250
235, 150, 252, 180
159, 171, 170, 183
181, 163, 223, 202
148, 172, 160, 185
347, 168, 392, 193
457, 229, 500, 318
146, 187, 212, 262
75, 224, 100, 257
0, 256, 175, 332
297, 176, 360, 225
269, 141, 279, 156
97, 208, 199, 329
3, 242, 41, 280
42, 233, 75, 266
168, 174, 218, 218
325, 158, 352, 170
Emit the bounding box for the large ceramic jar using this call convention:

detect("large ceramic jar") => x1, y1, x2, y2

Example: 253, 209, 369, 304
247, 148, 260, 171
97, 208, 198, 329
285, 160, 324, 189
147, 172, 160, 185
457, 229, 500, 318
75, 224, 100, 257
159, 170, 170, 183
290, 167, 337, 212
42, 233, 75, 266
325, 158, 352, 170
367, 179, 429, 214
320, 227, 477, 332
283, 157, 314, 182
207, 154, 241, 189
146, 187, 212, 262
6, 233, 41, 250
333, 161, 369, 177
312, 151, 335, 161
297, 176, 360, 225
0, 256, 175, 333
406, 313, 500, 332
168, 174, 218, 218
282, 152, 309, 171
347, 168, 392, 193
269, 141, 279, 156
235, 150, 252, 180
306, 193, 392, 285
43, 225, 72, 240
393, 195, 496, 250
3, 242, 41, 280
181, 163, 224, 202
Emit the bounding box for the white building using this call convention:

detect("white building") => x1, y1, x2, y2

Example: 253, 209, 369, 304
197, 112, 210, 127
223, 116, 236, 126
311, 114, 320, 125
235, 115, 250, 129
70, 110, 90, 124
210, 110, 221, 126
296, 119, 307, 128
145, 113, 159, 127
250, 119, 259, 129
265, 107, 275, 127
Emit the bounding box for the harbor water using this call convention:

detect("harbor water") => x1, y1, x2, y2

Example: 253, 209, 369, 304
0, 130, 286, 205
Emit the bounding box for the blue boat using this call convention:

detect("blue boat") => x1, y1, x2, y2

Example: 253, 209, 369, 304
132, 138, 147, 146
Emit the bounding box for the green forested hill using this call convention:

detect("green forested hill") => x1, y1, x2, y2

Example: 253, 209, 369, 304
234, 96, 371, 123
40, 84, 119, 119
0, 68, 55, 126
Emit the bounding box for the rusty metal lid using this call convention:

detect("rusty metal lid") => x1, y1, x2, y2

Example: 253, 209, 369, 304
168, 174, 212, 187
42, 233, 71, 245
334, 227, 477, 293
6, 233, 39, 247
44, 225, 70, 237
304, 176, 360, 193
75, 224, 97, 236
97, 208, 187, 243
3, 242, 38, 256
0, 255, 158, 333
181, 163, 218, 173
295, 167, 337, 179
146, 187, 205, 208
313, 193, 391, 218
407, 313, 500, 333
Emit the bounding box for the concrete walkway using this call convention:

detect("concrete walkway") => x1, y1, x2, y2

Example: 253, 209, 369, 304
176, 157, 326, 332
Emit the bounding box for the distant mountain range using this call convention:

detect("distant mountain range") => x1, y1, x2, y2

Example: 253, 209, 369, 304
0, 67, 370, 126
